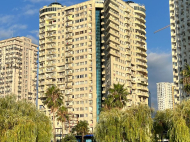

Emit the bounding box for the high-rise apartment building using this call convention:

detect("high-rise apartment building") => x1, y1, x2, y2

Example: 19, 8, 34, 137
38, 0, 148, 139
157, 82, 174, 110
0, 37, 38, 104
169, 0, 190, 104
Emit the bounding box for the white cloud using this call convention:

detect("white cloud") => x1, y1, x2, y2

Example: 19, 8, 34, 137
27, 35, 39, 45
25, 0, 53, 2
0, 30, 13, 39
0, 15, 14, 25
30, 30, 39, 37
0, 24, 28, 39
24, 9, 38, 15
10, 24, 27, 30
147, 52, 173, 110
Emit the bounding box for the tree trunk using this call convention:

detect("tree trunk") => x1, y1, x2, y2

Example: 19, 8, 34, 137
69, 119, 70, 133
82, 132, 84, 142
53, 112, 56, 142
62, 122, 64, 140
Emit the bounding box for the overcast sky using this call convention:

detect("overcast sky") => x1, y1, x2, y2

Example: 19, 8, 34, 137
0, 0, 173, 109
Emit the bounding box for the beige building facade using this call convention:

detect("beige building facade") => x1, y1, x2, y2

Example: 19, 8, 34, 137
169, 0, 190, 104
38, 0, 148, 139
0, 37, 38, 104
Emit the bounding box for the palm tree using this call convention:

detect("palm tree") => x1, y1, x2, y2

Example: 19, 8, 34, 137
180, 64, 190, 93
56, 106, 69, 140
43, 85, 64, 142
72, 120, 89, 142
103, 83, 128, 110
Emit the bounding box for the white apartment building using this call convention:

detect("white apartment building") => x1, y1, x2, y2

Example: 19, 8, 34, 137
169, 0, 190, 103
157, 82, 174, 110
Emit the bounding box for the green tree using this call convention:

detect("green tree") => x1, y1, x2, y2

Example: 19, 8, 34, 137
94, 105, 153, 142
0, 95, 52, 142
180, 64, 190, 93
43, 85, 63, 142
94, 108, 123, 142
103, 83, 128, 110
153, 110, 172, 140
154, 100, 190, 141
56, 106, 69, 140
62, 134, 77, 142
72, 120, 89, 142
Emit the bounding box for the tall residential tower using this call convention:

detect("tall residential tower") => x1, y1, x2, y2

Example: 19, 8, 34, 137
0, 37, 38, 104
157, 82, 174, 110
38, 0, 148, 139
169, 0, 190, 104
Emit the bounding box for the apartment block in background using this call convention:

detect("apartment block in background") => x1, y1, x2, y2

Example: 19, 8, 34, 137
0, 37, 38, 104
157, 82, 174, 110
38, 0, 148, 139
169, 0, 190, 104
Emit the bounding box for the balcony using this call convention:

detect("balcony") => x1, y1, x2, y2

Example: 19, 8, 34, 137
107, 43, 119, 51
46, 39, 56, 44
65, 78, 73, 83
135, 15, 146, 23
109, 36, 120, 44
65, 53, 73, 57
66, 11, 73, 16
46, 57, 56, 61
46, 69, 56, 73
136, 38, 146, 45
66, 47, 73, 51
136, 68, 148, 74
46, 28, 56, 32
65, 92, 73, 96
46, 46, 56, 50
46, 51, 56, 55
136, 61, 147, 68
66, 17, 74, 22
57, 68, 65, 72
134, 10, 146, 18
136, 92, 149, 98
66, 36, 73, 40
65, 85, 73, 89
65, 42, 73, 46
136, 50, 147, 57
136, 56, 147, 62
66, 24, 73, 28
135, 27, 146, 34
65, 72, 73, 76
66, 29, 73, 33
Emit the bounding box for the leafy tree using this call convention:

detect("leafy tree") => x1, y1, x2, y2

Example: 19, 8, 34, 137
0, 95, 52, 142
153, 110, 172, 141
56, 106, 69, 140
94, 105, 153, 142
62, 134, 77, 142
43, 85, 64, 142
180, 64, 190, 93
154, 100, 190, 141
94, 108, 123, 142
72, 120, 89, 142
103, 83, 128, 110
